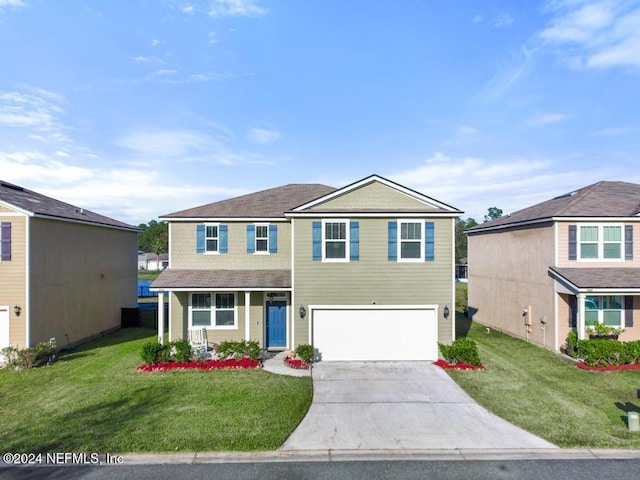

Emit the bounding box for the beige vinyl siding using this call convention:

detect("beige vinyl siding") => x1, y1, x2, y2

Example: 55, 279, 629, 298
293, 217, 454, 347
556, 293, 571, 348
0, 205, 18, 213
306, 181, 437, 211
170, 221, 291, 270
556, 221, 640, 268
0, 214, 27, 348
468, 223, 557, 349
170, 291, 256, 345
249, 292, 265, 344
28, 218, 137, 346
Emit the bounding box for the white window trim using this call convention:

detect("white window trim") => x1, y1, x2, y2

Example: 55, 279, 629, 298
203, 223, 221, 255
189, 292, 238, 330
585, 295, 623, 329
397, 219, 424, 263
578, 224, 624, 262
254, 223, 270, 255
322, 219, 350, 263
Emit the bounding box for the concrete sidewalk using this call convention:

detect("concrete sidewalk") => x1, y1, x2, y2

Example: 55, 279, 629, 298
262, 351, 311, 377
280, 362, 556, 451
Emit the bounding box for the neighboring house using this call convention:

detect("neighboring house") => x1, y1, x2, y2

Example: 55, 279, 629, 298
456, 257, 468, 282
138, 252, 169, 271
466, 181, 640, 351
151, 175, 462, 361
0, 180, 139, 355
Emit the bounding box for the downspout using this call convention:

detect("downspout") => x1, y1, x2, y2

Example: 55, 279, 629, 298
290, 218, 295, 350
25, 215, 31, 348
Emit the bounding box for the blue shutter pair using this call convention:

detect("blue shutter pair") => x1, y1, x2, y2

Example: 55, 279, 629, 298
312, 221, 359, 260
387, 221, 434, 261
196, 224, 227, 253
1, 222, 11, 261
246, 225, 278, 253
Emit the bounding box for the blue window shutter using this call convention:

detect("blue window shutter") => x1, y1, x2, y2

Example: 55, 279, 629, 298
625, 296, 634, 328
269, 224, 278, 253
388, 221, 397, 261
312, 222, 322, 261
425, 222, 435, 261
350, 221, 359, 261
625, 225, 633, 260
219, 225, 228, 253
196, 224, 205, 253
568, 225, 577, 260
1, 222, 11, 261
246, 225, 255, 253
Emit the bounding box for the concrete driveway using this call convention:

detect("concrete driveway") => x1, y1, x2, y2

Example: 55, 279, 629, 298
280, 362, 556, 451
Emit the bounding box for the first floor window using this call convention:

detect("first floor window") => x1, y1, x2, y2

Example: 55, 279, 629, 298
585, 295, 623, 328
190, 292, 236, 328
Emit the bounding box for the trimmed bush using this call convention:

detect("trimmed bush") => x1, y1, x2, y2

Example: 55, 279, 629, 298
565, 331, 578, 356
577, 339, 626, 367
295, 344, 314, 363
624, 340, 640, 364
438, 338, 481, 366
140, 342, 171, 365
217, 340, 261, 361
171, 340, 193, 363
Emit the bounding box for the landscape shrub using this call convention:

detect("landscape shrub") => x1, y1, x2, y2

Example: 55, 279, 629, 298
577, 339, 627, 367
140, 342, 171, 365
624, 340, 640, 364
171, 340, 193, 363
217, 340, 261, 361
565, 331, 578, 356
1, 342, 57, 369
295, 344, 314, 363
438, 338, 481, 366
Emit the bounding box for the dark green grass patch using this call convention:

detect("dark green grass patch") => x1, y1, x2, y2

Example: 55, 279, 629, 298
0, 329, 312, 453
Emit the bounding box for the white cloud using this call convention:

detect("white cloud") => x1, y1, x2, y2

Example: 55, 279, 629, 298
130, 56, 150, 63
540, 0, 640, 69
208, 32, 218, 44
456, 125, 478, 136
208, 0, 267, 18
526, 112, 568, 126
0, 0, 26, 10
151, 38, 162, 47
150, 69, 178, 76
0, 89, 66, 135
387, 152, 612, 221
246, 127, 280, 145
473, 14, 485, 23
180, 4, 194, 14
115, 129, 223, 158
591, 125, 638, 136
492, 13, 515, 27
479, 45, 534, 101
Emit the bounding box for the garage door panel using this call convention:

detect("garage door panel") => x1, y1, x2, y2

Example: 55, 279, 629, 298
313, 308, 437, 361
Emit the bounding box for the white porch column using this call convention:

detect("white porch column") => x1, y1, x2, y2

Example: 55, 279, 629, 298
577, 293, 585, 340
245, 291, 251, 341
157, 291, 164, 344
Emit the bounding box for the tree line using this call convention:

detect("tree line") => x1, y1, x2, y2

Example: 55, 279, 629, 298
455, 207, 502, 262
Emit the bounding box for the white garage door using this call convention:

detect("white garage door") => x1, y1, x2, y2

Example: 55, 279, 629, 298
312, 306, 438, 361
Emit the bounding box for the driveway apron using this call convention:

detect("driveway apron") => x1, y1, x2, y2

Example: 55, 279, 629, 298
280, 362, 556, 451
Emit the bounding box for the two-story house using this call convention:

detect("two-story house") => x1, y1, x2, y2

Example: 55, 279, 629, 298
151, 175, 462, 361
466, 181, 640, 351
0, 180, 138, 356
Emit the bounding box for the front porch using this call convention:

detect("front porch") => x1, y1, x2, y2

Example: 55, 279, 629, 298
150, 269, 292, 350
550, 267, 640, 343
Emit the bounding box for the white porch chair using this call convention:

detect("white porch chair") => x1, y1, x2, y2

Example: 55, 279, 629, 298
188, 328, 208, 354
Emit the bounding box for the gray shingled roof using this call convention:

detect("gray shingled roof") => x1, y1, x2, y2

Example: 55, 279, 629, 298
151, 269, 291, 289
0, 180, 137, 231
549, 267, 640, 290
468, 181, 640, 232
162, 184, 336, 219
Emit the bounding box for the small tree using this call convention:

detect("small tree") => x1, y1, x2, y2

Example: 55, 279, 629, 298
150, 237, 167, 271
483, 207, 503, 223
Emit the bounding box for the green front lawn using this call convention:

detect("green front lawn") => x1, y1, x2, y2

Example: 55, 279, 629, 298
449, 314, 640, 448
0, 329, 312, 453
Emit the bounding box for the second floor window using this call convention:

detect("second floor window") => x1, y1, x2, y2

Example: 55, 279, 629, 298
256, 225, 268, 252
325, 221, 347, 260
206, 225, 219, 253
400, 222, 422, 260
579, 225, 621, 260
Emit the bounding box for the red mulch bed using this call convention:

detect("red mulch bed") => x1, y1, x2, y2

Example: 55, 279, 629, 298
576, 362, 640, 372
434, 359, 484, 370
284, 357, 312, 370
137, 358, 261, 372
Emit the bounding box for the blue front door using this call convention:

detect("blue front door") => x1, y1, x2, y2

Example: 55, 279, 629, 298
267, 301, 286, 348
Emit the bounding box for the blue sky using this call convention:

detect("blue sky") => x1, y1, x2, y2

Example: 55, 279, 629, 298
1, 0, 639, 225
